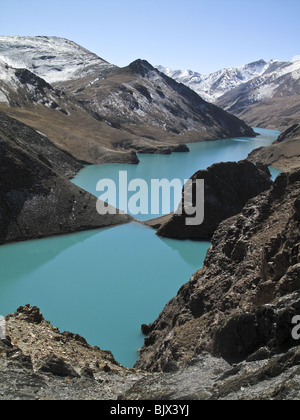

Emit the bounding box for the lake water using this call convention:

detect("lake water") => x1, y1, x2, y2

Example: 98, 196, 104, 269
73, 128, 281, 220
0, 128, 281, 367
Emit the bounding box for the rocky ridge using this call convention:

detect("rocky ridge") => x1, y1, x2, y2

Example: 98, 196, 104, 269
122, 346, 300, 400
136, 169, 300, 372
0, 305, 146, 400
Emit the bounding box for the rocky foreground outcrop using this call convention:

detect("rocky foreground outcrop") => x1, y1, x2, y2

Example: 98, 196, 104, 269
136, 169, 300, 372
1, 305, 300, 400
122, 346, 300, 400
147, 160, 272, 240
0, 305, 147, 400
0, 129, 131, 245
249, 124, 300, 172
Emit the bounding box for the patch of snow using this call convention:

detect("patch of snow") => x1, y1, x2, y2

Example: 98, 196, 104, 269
292, 68, 300, 80
0, 36, 115, 84
157, 59, 288, 103
276, 60, 300, 80
0, 55, 73, 113
36, 130, 48, 137
253, 84, 280, 101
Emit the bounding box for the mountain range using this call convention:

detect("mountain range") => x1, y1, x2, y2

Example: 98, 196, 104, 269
158, 59, 300, 130
0, 36, 300, 400
0, 36, 255, 166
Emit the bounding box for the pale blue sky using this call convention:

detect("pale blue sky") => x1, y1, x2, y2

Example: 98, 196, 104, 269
0, 0, 299, 74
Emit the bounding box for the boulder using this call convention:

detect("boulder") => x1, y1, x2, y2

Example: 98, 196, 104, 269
36, 355, 80, 378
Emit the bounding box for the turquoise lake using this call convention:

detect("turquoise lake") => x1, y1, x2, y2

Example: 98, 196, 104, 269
0, 128, 281, 367
73, 128, 282, 220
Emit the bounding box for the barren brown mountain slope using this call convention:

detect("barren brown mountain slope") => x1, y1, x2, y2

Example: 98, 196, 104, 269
57, 58, 256, 147
249, 123, 300, 171
0, 37, 256, 165
0, 61, 140, 165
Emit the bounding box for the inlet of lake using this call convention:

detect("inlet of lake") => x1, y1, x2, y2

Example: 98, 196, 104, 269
0, 128, 281, 368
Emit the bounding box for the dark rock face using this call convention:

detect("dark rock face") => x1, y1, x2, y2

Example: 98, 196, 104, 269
276, 124, 300, 143
157, 160, 273, 240
0, 111, 83, 179
136, 169, 300, 372
248, 124, 300, 172
15, 68, 53, 94
16, 305, 44, 324
212, 292, 300, 363
0, 132, 131, 245
172, 144, 190, 153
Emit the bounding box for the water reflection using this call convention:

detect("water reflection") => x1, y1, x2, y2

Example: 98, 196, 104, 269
0, 228, 108, 282
0, 223, 208, 367
157, 234, 210, 267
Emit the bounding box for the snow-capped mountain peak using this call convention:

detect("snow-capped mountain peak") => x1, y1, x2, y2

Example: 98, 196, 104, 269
158, 58, 300, 129
0, 36, 114, 84
157, 59, 280, 102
